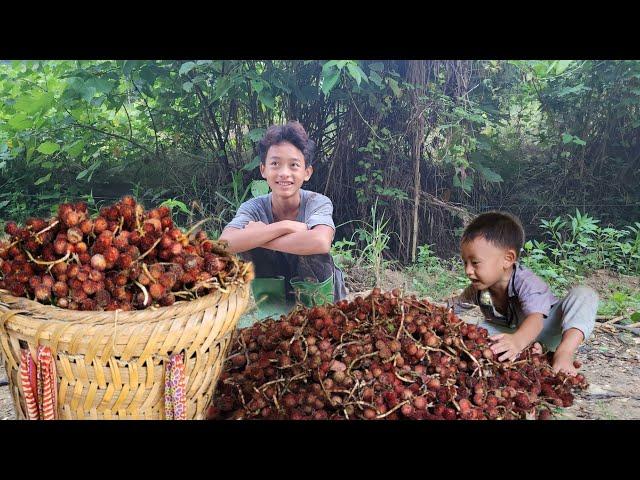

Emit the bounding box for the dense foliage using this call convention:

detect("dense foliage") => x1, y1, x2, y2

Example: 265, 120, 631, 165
1, 60, 639, 262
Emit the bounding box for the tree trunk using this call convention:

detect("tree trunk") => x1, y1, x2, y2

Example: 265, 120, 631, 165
407, 60, 427, 263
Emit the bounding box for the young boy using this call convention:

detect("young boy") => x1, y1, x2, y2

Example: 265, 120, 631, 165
219, 121, 347, 305
451, 211, 598, 375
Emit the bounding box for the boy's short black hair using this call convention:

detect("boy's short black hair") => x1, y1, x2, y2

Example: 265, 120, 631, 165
461, 211, 525, 258
259, 121, 316, 166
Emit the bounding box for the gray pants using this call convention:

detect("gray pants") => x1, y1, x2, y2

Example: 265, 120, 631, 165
470, 287, 599, 351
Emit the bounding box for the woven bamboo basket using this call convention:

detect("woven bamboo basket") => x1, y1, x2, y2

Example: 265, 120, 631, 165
0, 266, 252, 420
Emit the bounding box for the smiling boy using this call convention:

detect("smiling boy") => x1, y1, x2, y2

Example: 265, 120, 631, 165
219, 121, 347, 305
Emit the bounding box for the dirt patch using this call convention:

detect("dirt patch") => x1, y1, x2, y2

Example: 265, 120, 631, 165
0, 363, 16, 420
582, 269, 640, 294
345, 268, 425, 301
562, 327, 640, 419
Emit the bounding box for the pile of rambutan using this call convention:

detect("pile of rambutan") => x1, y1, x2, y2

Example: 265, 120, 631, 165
209, 289, 588, 420
0, 197, 249, 311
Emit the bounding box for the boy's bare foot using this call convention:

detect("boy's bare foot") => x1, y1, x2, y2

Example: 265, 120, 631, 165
552, 350, 577, 376
531, 342, 543, 355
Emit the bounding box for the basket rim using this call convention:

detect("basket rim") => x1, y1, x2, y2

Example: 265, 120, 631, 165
0, 280, 250, 325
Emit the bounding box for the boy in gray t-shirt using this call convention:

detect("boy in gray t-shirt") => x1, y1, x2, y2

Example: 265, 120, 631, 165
451, 211, 597, 376
220, 121, 347, 304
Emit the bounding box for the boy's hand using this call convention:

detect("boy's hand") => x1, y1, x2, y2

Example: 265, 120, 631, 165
280, 220, 308, 233
489, 333, 527, 362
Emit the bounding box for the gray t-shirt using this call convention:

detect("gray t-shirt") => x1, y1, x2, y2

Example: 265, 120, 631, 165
458, 263, 558, 328
226, 189, 335, 231
225, 189, 346, 301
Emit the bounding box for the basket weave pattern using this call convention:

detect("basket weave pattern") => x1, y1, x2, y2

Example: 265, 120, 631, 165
0, 278, 250, 420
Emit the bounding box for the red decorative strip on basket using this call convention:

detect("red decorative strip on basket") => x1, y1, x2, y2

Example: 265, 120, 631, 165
19, 346, 58, 420
164, 352, 186, 420
38, 347, 58, 420
20, 349, 39, 420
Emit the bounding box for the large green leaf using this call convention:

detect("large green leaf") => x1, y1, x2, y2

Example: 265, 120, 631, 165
122, 60, 142, 77
179, 61, 196, 76
477, 164, 503, 183
212, 76, 233, 100
388, 78, 402, 98
14, 91, 54, 114
321, 70, 340, 95
346, 63, 368, 86
346, 64, 362, 85
64, 139, 84, 158
7, 112, 32, 131
258, 89, 275, 109
37, 141, 60, 155
242, 155, 262, 171
369, 70, 383, 87
250, 179, 269, 197
555, 60, 573, 75
247, 129, 265, 142
251, 79, 265, 93
85, 77, 114, 95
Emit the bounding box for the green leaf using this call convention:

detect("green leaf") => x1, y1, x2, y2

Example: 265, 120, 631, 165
182, 81, 193, 92
64, 140, 84, 158
369, 62, 384, 72
562, 133, 573, 144
179, 61, 196, 76
160, 199, 191, 215
34, 173, 51, 185
555, 60, 572, 75
251, 79, 265, 93
453, 175, 473, 192
8, 112, 32, 131
0, 200, 10, 209
572, 136, 586, 146
321, 70, 340, 95
477, 164, 503, 183
247, 129, 266, 142
388, 78, 402, 98
14, 91, 54, 115
258, 89, 275, 109
138, 66, 157, 85
346, 63, 362, 85
322, 60, 339, 72
369, 70, 383, 86
347, 64, 368, 86
76, 159, 102, 181
631, 312, 640, 322
212, 76, 233, 100
85, 77, 113, 95
37, 141, 60, 155
122, 60, 141, 77
242, 155, 262, 171
250, 179, 269, 197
